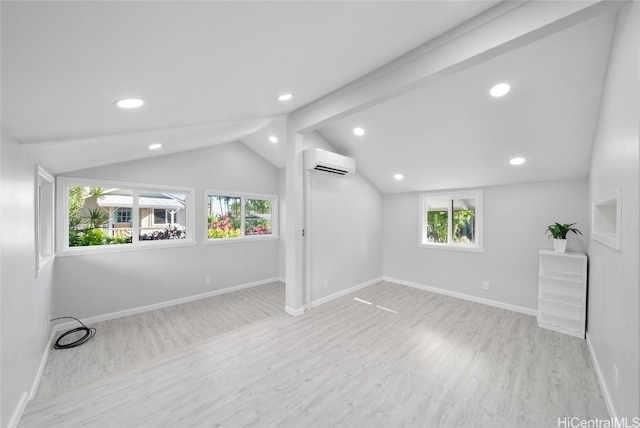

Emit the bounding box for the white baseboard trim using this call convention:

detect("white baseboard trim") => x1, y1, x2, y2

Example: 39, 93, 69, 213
26, 276, 282, 425
586, 333, 616, 418
285, 306, 305, 316
8, 391, 28, 428
276, 276, 286, 283
382, 277, 537, 317
53, 277, 282, 332
311, 277, 382, 308
28, 328, 57, 400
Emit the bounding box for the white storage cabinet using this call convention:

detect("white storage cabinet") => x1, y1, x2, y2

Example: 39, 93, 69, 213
537, 250, 587, 338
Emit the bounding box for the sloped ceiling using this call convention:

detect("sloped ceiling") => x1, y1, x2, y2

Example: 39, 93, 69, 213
0, 0, 500, 173
317, 12, 616, 193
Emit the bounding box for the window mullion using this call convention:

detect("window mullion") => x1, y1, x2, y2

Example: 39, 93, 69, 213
240, 196, 246, 236
63, 182, 71, 251
132, 190, 139, 244
448, 199, 454, 244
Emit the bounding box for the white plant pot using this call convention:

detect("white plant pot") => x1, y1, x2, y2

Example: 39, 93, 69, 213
553, 238, 567, 253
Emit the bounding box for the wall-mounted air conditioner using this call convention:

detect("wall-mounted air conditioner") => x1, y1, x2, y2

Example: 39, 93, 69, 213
304, 148, 356, 176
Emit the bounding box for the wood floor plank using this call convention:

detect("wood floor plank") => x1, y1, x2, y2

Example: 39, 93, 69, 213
21, 281, 607, 427
36, 281, 286, 399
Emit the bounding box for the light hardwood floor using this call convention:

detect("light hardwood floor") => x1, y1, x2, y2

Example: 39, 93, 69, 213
21, 281, 607, 427
36, 281, 286, 399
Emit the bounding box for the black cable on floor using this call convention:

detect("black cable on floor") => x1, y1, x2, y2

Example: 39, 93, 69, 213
50, 316, 96, 350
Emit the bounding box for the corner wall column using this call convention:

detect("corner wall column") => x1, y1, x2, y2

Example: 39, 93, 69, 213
284, 117, 305, 315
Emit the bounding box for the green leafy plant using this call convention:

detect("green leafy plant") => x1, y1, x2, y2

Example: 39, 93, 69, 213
112, 235, 133, 244
80, 228, 110, 246
208, 214, 241, 239
67, 186, 130, 247
427, 210, 448, 243
545, 222, 582, 239
86, 207, 110, 229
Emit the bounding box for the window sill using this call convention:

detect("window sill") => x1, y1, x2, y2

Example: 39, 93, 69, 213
56, 240, 197, 257
36, 255, 55, 276
202, 235, 280, 245
418, 243, 485, 253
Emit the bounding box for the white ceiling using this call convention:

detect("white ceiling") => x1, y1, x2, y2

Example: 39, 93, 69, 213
318, 12, 616, 193
1, 0, 500, 173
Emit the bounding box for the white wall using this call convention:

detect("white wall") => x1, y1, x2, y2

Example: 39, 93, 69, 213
1, 131, 55, 427
587, 3, 639, 419
278, 167, 286, 280
383, 179, 589, 311
304, 132, 383, 304
53, 141, 281, 319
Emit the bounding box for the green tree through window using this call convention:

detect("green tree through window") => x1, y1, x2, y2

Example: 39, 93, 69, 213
427, 210, 448, 243
68, 186, 127, 246
422, 192, 481, 248
245, 199, 272, 236
206, 193, 276, 240
207, 195, 241, 238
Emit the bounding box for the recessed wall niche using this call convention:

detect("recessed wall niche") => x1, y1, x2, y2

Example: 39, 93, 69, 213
591, 188, 621, 250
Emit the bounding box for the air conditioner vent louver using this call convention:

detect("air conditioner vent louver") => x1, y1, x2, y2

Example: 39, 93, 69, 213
304, 148, 356, 176
314, 165, 349, 175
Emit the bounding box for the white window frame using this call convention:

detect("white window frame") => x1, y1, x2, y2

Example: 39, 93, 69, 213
56, 177, 196, 256
152, 208, 169, 226
114, 207, 132, 224
419, 189, 484, 253
204, 190, 278, 244
35, 166, 55, 274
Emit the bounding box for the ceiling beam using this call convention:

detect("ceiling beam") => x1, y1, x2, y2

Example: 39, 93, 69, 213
291, 0, 628, 133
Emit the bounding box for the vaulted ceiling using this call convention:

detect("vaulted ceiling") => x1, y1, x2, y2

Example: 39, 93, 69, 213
1, 1, 619, 193
317, 12, 615, 193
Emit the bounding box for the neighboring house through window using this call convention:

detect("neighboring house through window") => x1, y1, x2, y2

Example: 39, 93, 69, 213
153, 209, 167, 225
114, 207, 132, 224
57, 177, 195, 254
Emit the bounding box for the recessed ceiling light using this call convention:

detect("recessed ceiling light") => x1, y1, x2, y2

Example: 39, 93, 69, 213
148, 143, 162, 150
394, 174, 404, 180
115, 98, 144, 109
268, 135, 278, 143
490, 83, 510, 97
510, 157, 525, 165
278, 93, 293, 101
353, 127, 365, 136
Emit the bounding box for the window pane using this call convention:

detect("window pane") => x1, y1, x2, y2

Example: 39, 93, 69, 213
139, 192, 187, 241
207, 195, 241, 239
245, 198, 272, 236
68, 186, 132, 246
420, 191, 482, 250
425, 196, 449, 244
153, 209, 167, 224
114, 208, 132, 224
37, 171, 55, 259
426, 209, 449, 243
453, 198, 476, 244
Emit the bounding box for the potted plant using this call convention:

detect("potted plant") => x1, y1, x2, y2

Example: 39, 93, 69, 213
545, 222, 582, 253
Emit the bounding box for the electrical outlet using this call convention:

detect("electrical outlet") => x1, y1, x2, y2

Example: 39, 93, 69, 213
204, 276, 211, 285
482, 281, 490, 290
323, 278, 329, 289
614, 364, 618, 389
